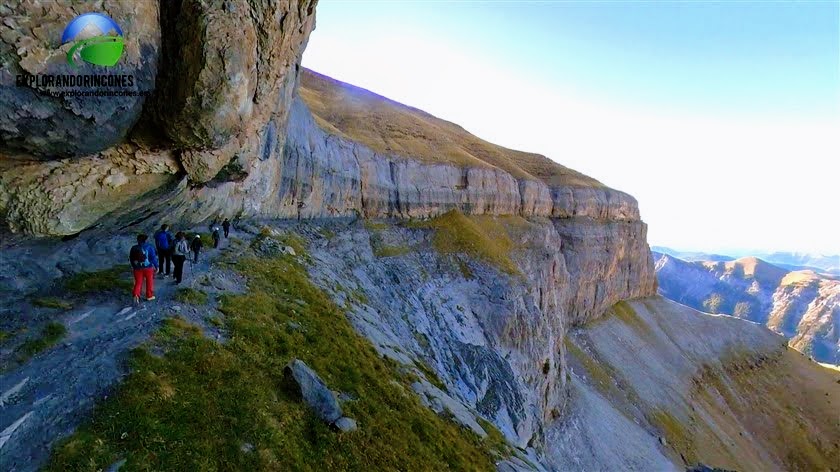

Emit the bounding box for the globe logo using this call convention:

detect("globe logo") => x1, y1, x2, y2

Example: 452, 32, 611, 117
61, 13, 124, 67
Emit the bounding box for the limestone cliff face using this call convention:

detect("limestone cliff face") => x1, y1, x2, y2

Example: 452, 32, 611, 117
279, 96, 641, 222
0, 0, 318, 234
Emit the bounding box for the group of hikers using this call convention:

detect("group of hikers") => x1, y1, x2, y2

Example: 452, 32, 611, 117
128, 218, 232, 303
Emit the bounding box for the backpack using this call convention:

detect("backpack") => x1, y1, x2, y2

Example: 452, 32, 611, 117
191, 237, 203, 251
154, 230, 170, 250
130, 244, 149, 268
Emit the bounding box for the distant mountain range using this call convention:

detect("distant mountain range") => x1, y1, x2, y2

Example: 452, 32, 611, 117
654, 251, 840, 364
652, 246, 840, 275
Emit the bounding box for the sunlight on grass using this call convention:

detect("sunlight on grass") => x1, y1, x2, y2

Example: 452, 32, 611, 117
408, 210, 519, 275
48, 244, 498, 470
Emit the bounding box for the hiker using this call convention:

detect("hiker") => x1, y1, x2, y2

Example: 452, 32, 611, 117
212, 224, 221, 248
222, 218, 231, 238
190, 234, 203, 263
173, 231, 189, 284
154, 224, 174, 277
129, 233, 158, 303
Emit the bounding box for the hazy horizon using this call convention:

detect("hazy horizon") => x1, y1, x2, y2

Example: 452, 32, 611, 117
303, 1, 839, 255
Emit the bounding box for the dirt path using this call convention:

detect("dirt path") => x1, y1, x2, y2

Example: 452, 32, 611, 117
0, 230, 243, 471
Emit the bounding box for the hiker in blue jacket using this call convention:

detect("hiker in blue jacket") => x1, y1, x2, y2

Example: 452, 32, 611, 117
153, 224, 174, 277
129, 233, 159, 303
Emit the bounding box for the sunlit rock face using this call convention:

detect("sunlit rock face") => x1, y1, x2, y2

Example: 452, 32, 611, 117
655, 253, 840, 364
0, 1, 318, 235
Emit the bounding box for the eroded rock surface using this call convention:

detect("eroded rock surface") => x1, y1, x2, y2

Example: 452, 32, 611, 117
0, 1, 160, 157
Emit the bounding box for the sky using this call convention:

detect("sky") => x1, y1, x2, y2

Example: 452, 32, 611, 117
302, 1, 840, 255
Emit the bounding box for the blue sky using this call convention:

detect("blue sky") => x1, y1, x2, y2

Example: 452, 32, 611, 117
303, 1, 840, 254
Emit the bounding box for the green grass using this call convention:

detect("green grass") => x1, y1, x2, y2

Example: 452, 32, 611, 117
173, 288, 209, 306
63, 266, 133, 294
48, 245, 497, 471
476, 417, 513, 457
18, 322, 67, 358
373, 244, 411, 258
648, 409, 697, 465
408, 210, 519, 275
32, 297, 73, 310
414, 359, 447, 392
564, 338, 617, 395
363, 220, 389, 232
610, 301, 651, 336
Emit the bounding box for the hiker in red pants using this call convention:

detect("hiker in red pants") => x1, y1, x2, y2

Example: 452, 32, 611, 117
129, 233, 159, 303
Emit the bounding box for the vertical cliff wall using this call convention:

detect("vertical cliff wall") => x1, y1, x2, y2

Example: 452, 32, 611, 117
0, 0, 318, 235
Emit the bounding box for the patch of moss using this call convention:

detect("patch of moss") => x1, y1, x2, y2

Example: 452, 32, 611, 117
373, 244, 411, 258
48, 247, 496, 471
648, 409, 697, 465
414, 359, 447, 392
610, 301, 651, 336
63, 266, 133, 294
564, 338, 616, 395
32, 297, 73, 310
476, 417, 513, 458
363, 220, 389, 232
414, 332, 431, 351
410, 210, 519, 275
19, 322, 67, 358
173, 287, 209, 306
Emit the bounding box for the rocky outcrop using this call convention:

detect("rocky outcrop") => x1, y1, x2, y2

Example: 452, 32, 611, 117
0, 1, 160, 158
304, 215, 654, 451
279, 96, 641, 222
655, 252, 840, 364
0, 0, 318, 234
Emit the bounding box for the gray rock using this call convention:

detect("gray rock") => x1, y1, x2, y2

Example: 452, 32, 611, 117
284, 359, 342, 424
334, 416, 357, 433
0, 3, 160, 158
106, 458, 127, 472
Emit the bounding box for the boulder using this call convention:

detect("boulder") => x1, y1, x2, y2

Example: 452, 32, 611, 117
0, 2, 160, 157
333, 416, 357, 433
284, 359, 342, 424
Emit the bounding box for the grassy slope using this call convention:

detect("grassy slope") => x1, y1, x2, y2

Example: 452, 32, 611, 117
573, 299, 840, 471
48, 234, 498, 471
299, 69, 604, 188
406, 210, 522, 276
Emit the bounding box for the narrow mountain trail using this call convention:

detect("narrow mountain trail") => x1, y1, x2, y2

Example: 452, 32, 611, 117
0, 231, 245, 470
